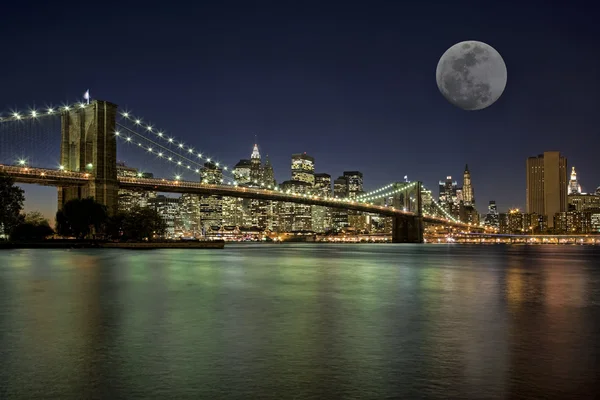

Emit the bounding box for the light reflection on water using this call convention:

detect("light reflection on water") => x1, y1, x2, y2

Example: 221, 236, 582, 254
0, 244, 599, 399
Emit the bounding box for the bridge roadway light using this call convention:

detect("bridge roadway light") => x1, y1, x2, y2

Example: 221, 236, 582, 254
59, 165, 65, 170
18, 159, 26, 165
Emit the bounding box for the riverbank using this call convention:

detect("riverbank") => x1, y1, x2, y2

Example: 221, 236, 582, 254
0, 240, 225, 249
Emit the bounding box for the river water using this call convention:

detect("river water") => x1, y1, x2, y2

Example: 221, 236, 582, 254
0, 244, 599, 399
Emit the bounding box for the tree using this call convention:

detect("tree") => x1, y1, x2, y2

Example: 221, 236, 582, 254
56, 197, 108, 239
10, 218, 54, 241
24, 211, 48, 226
0, 173, 25, 237
122, 206, 166, 241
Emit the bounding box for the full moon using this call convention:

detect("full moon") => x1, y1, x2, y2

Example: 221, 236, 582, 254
436, 41, 507, 110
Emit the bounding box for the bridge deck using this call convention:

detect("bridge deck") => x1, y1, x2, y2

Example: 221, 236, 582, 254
0, 165, 90, 187
1, 165, 460, 225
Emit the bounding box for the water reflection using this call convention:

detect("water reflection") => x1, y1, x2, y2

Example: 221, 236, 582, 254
0, 245, 599, 399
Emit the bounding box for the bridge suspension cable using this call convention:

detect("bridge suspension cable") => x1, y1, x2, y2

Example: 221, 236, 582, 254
0, 112, 61, 169
421, 187, 459, 223
0, 102, 92, 123
115, 123, 236, 184
118, 111, 234, 177
357, 182, 418, 202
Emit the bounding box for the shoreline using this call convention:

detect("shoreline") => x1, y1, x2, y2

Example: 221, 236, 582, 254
0, 240, 225, 249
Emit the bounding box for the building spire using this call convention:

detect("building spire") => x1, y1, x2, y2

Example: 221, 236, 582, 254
465, 164, 469, 172
568, 166, 582, 194
251, 142, 260, 160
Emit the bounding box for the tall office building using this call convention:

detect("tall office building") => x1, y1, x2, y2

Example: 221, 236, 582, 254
116, 163, 156, 212
233, 159, 252, 185
332, 176, 349, 229
484, 200, 499, 228
200, 161, 223, 230
568, 166, 582, 194
462, 164, 474, 206
262, 155, 276, 187
278, 180, 313, 231
343, 171, 367, 230
526, 151, 567, 228
291, 153, 315, 185
312, 173, 332, 233
250, 143, 262, 185
439, 176, 458, 215
343, 171, 363, 199
148, 195, 182, 238
180, 194, 201, 237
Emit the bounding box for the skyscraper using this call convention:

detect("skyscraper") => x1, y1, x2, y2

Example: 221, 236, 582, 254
484, 200, 499, 228
200, 161, 223, 230
332, 176, 349, 229
343, 171, 363, 199
526, 151, 568, 228
462, 164, 474, 206
233, 159, 252, 185
438, 176, 457, 214
250, 143, 262, 185
312, 173, 332, 233
116, 163, 156, 212
278, 180, 313, 231
291, 153, 315, 185
262, 155, 276, 187
568, 166, 582, 194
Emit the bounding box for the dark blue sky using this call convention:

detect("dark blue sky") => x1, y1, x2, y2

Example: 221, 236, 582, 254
1, 0, 599, 219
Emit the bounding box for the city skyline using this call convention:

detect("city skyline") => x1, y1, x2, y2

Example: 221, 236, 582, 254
1, 0, 599, 218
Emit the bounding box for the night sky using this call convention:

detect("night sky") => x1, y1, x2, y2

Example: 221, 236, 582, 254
1, 0, 599, 220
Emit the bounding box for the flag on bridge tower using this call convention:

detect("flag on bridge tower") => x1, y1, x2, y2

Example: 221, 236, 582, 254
83, 89, 90, 105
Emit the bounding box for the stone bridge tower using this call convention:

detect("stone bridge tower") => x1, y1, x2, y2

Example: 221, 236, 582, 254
58, 100, 118, 214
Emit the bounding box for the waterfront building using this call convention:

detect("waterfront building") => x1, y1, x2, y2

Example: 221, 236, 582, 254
554, 211, 592, 234
312, 173, 332, 233
180, 194, 201, 237
459, 205, 479, 225
343, 171, 365, 230
484, 200, 499, 228
421, 188, 434, 215
200, 162, 223, 230
439, 176, 458, 215
526, 151, 568, 228
332, 176, 349, 230
116, 162, 156, 212
568, 193, 600, 211
278, 180, 313, 232
222, 197, 247, 227
148, 195, 182, 238
507, 209, 524, 234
